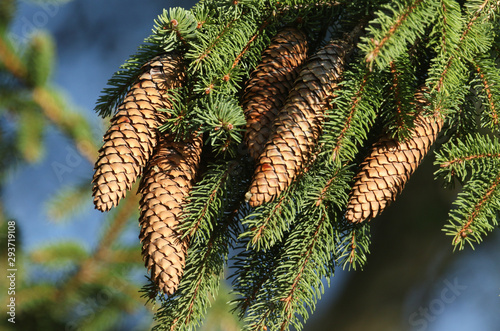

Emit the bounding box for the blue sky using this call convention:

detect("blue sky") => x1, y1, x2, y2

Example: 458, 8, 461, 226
3, 1, 499, 330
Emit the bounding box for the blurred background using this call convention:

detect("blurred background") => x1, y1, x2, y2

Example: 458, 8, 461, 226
0, 0, 498, 330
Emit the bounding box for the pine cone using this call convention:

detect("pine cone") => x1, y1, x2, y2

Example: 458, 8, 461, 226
92, 54, 185, 212
345, 93, 444, 223
138, 133, 202, 295
247, 39, 352, 207
242, 27, 309, 160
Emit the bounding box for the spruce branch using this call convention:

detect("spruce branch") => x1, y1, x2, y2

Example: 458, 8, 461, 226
384, 54, 418, 140
33, 86, 98, 162
0, 31, 27, 80
444, 169, 500, 250
241, 182, 300, 251
180, 157, 247, 240
152, 180, 245, 331
238, 166, 350, 331
472, 56, 500, 130
16, 106, 46, 162
230, 237, 283, 319
45, 181, 91, 222
336, 222, 372, 270
435, 133, 500, 183
84, 1, 500, 329
433, 0, 463, 56
0, 32, 97, 162
436, 134, 500, 249
320, 63, 381, 166
195, 94, 246, 157
362, 0, 439, 69
95, 8, 197, 118
55, 190, 140, 300
429, 0, 499, 108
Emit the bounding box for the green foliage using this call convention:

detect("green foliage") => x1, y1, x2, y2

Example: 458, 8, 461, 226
360, 0, 440, 69
435, 133, 500, 250
24, 31, 54, 87
196, 95, 247, 157
151, 156, 251, 330
336, 221, 372, 270
0, 0, 15, 28
90, 0, 500, 330
471, 56, 500, 131
17, 106, 46, 162
241, 167, 351, 331
30, 241, 89, 268
240, 182, 301, 251
319, 61, 382, 167
45, 182, 92, 222
426, 0, 498, 115
0, 1, 163, 330
381, 53, 419, 140
435, 133, 500, 183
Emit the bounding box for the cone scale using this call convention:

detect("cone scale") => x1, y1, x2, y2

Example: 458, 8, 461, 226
345, 92, 444, 223
247, 39, 352, 207
138, 133, 203, 295
242, 27, 309, 160
92, 54, 185, 212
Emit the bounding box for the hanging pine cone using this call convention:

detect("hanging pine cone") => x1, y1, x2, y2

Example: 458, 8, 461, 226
138, 133, 203, 295
246, 38, 353, 207
345, 91, 444, 223
92, 53, 185, 212
242, 27, 309, 160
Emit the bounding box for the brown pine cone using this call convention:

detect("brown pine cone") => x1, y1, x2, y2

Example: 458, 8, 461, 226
345, 92, 444, 223
246, 39, 353, 207
92, 54, 185, 212
138, 133, 202, 295
242, 27, 309, 160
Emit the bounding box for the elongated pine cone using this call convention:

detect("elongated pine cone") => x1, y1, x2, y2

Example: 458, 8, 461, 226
345, 93, 444, 223
247, 39, 353, 207
92, 54, 185, 212
138, 133, 202, 295
242, 27, 309, 160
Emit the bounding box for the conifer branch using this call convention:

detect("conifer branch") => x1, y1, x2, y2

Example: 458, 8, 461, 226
390, 61, 404, 121
368, 0, 425, 60
0, 33, 27, 80
192, 17, 239, 68
435, 133, 500, 182
472, 56, 500, 129
362, 0, 438, 69
336, 223, 371, 269
384, 54, 418, 139
440, 153, 500, 169
250, 193, 289, 246
275, 0, 341, 14
329, 72, 371, 163
55, 190, 139, 299
230, 20, 269, 71
83, 1, 500, 329
181, 160, 238, 239
241, 184, 299, 251
278, 212, 327, 331
33, 86, 98, 162
453, 172, 500, 246
433, 0, 498, 95
0, 33, 97, 162
321, 64, 381, 166
153, 191, 243, 331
